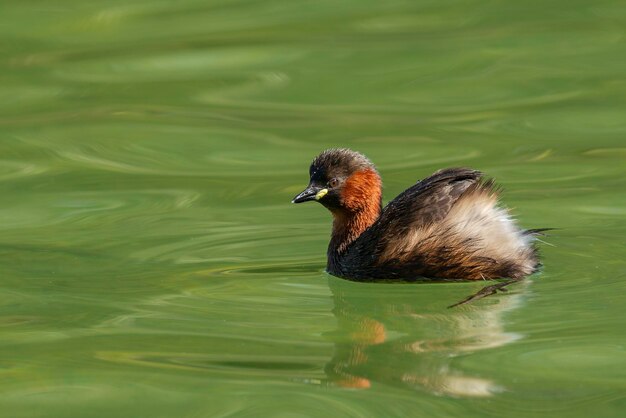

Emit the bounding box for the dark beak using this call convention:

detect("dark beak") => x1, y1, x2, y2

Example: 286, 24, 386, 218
292, 185, 320, 203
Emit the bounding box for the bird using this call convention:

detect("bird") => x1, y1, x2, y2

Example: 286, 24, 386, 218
292, 148, 548, 305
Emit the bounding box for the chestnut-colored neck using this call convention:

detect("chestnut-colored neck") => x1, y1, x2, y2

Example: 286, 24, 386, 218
329, 169, 382, 255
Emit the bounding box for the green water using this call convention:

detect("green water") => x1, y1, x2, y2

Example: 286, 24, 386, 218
1, 1, 626, 417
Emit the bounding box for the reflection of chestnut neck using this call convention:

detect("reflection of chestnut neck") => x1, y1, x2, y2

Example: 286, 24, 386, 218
329, 169, 382, 255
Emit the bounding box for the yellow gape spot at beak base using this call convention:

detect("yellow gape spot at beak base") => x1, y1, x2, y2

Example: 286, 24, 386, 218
315, 188, 328, 200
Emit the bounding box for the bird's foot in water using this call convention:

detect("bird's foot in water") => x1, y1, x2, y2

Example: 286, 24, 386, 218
448, 279, 520, 308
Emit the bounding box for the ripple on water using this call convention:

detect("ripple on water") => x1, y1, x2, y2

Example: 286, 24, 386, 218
583, 147, 626, 158
129, 223, 324, 265
0, 189, 201, 231
17, 127, 312, 177
53, 47, 303, 83
0, 160, 48, 182
95, 351, 325, 377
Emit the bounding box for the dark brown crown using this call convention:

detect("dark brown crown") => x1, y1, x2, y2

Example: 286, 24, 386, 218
309, 148, 376, 182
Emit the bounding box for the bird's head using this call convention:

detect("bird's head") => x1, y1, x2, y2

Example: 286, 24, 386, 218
292, 148, 382, 214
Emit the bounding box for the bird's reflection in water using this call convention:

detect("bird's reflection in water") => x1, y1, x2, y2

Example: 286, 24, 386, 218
325, 277, 527, 397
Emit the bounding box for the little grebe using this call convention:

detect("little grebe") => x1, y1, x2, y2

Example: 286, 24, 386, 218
292, 148, 546, 287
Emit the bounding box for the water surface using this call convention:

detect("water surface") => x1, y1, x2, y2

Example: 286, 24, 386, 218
1, 1, 625, 417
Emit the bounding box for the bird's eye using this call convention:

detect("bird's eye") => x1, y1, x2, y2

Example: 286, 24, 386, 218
328, 178, 339, 188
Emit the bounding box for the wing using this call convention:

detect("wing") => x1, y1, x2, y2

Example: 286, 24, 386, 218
376, 167, 481, 233
340, 168, 482, 275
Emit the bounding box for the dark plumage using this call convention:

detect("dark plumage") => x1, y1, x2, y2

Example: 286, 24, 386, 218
293, 149, 545, 287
